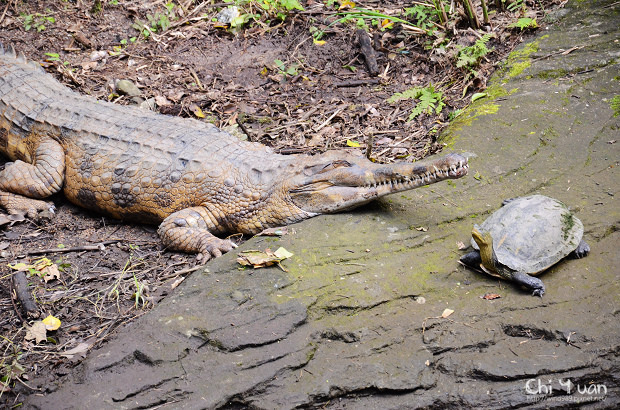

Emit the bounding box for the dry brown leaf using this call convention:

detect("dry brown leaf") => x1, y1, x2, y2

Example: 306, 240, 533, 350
42, 264, 61, 283
441, 308, 454, 318
481, 293, 501, 300
257, 227, 288, 237
25, 321, 47, 344
237, 247, 293, 269
60, 342, 90, 359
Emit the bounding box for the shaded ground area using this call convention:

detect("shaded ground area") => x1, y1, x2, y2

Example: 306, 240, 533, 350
0, 0, 563, 404
15, 0, 620, 408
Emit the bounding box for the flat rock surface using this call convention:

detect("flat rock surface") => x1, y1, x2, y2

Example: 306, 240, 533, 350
26, 0, 619, 408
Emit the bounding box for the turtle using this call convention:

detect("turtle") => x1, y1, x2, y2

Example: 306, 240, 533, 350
460, 194, 590, 297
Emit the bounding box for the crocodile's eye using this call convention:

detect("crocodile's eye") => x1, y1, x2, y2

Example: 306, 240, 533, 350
303, 160, 351, 176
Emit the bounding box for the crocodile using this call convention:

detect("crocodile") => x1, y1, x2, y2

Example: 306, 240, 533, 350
0, 45, 468, 261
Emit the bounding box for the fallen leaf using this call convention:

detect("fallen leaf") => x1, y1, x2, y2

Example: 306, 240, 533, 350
25, 321, 47, 344
313, 39, 326, 46
154, 95, 171, 106
189, 103, 205, 118
338, 0, 356, 10
8, 262, 32, 272
257, 227, 288, 237
237, 247, 293, 269
416, 226, 428, 232
273, 247, 294, 259
471, 92, 487, 102
80, 61, 98, 70
441, 308, 454, 318
481, 293, 501, 300
42, 264, 61, 283
42, 314, 61, 331
60, 342, 90, 359
346, 139, 361, 147
456, 241, 467, 250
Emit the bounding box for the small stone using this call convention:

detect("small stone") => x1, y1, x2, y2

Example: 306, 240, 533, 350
115, 79, 141, 97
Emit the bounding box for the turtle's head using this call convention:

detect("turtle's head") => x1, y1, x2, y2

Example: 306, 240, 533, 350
472, 225, 497, 273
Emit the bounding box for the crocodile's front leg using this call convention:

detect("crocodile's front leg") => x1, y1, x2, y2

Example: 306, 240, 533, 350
158, 206, 237, 262
0, 138, 64, 218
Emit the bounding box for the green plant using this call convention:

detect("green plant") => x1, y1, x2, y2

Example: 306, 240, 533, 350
273, 59, 299, 76
506, 0, 525, 12
387, 85, 446, 121
313, 7, 429, 41
403, 4, 440, 33
508, 17, 538, 30
0, 338, 24, 399
254, 0, 303, 20
132, 2, 177, 39
456, 34, 493, 69
20, 12, 55, 32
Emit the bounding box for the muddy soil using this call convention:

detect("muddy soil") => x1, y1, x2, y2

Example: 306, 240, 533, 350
0, 0, 562, 405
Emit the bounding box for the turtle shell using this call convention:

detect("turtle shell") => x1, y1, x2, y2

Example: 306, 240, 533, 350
471, 195, 584, 274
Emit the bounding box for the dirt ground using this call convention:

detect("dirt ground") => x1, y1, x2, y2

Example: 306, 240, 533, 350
0, 0, 562, 405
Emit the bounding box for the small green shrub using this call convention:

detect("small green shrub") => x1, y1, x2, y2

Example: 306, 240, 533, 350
388, 85, 446, 121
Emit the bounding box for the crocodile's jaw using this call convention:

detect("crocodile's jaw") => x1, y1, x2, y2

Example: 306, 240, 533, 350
287, 152, 468, 214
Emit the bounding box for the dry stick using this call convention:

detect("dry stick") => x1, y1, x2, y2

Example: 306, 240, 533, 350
334, 78, 380, 88
11, 271, 39, 319
24, 240, 123, 256
0, 2, 10, 26
356, 29, 379, 76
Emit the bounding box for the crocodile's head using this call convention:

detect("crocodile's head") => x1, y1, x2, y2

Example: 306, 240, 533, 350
285, 151, 468, 215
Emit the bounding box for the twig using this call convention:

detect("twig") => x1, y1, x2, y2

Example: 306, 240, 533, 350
189, 68, 204, 90
11, 271, 39, 319
315, 107, 343, 132
24, 240, 123, 256
334, 78, 380, 88
0, 2, 10, 26
356, 29, 379, 76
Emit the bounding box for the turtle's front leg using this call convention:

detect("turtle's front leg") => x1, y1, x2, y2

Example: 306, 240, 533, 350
158, 207, 237, 262
511, 271, 545, 297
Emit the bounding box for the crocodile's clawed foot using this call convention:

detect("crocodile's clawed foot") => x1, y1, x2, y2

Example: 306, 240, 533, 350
0, 192, 55, 220
197, 238, 237, 263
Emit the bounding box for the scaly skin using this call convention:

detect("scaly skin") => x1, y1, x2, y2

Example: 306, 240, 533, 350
0, 45, 468, 261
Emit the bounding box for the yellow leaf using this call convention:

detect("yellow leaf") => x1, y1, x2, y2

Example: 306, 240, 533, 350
42, 314, 61, 331
381, 19, 394, 29
273, 247, 293, 259
33, 257, 52, 271
313, 39, 326, 46
189, 104, 205, 118
338, 0, 356, 10
346, 139, 361, 147
8, 262, 33, 272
